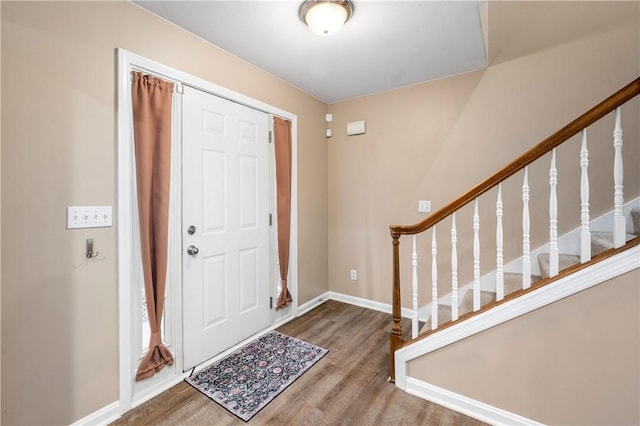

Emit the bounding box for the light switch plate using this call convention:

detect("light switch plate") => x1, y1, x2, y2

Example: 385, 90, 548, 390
67, 206, 113, 229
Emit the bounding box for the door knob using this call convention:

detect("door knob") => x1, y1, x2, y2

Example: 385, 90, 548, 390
187, 245, 199, 256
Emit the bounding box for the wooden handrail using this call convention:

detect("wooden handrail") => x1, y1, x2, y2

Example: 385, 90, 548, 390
389, 77, 640, 236
388, 77, 640, 382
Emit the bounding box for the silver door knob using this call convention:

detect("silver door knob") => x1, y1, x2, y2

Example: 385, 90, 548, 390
187, 245, 199, 256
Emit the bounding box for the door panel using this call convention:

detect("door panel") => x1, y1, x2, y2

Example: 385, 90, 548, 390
203, 150, 226, 232
203, 254, 227, 327
182, 86, 271, 370
239, 248, 258, 312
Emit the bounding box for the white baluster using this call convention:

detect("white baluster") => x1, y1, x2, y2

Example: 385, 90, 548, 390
411, 235, 418, 339
473, 199, 481, 311
613, 107, 625, 248
496, 184, 504, 301
549, 148, 559, 277
451, 213, 459, 321
580, 129, 591, 263
522, 167, 531, 289
431, 226, 438, 330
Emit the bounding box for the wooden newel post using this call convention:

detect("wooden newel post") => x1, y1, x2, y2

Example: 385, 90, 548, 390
389, 231, 403, 382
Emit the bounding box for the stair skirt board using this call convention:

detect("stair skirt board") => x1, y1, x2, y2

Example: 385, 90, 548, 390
394, 245, 640, 390
405, 378, 543, 426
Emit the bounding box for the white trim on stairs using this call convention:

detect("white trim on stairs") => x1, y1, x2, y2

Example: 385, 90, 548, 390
405, 378, 544, 426
431, 197, 640, 310
394, 245, 640, 422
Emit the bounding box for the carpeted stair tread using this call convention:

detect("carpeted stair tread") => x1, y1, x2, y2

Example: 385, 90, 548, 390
537, 253, 580, 278
421, 304, 452, 333
459, 289, 495, 316
503, 272, 541, 295
591, 231, 637, 256
421, 289, 497, 334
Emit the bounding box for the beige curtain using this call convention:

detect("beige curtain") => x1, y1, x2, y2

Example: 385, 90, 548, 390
131, 71, 175, 381
274, 117, 293, 309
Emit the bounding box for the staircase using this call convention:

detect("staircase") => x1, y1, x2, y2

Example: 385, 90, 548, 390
422, 208, 640, 332
388, 77, 640, 383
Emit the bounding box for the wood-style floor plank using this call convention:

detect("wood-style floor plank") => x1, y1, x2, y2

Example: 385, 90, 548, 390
112, 301, 486, 425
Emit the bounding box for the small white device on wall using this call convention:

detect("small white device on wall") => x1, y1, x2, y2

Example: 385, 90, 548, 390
325, 113, 333, 138
347, 120, 366, 136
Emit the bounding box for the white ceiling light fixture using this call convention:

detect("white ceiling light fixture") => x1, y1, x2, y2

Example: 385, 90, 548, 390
299, 0, 354, 37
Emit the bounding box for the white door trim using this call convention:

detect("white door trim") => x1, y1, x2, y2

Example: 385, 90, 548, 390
116, 48, 298, 414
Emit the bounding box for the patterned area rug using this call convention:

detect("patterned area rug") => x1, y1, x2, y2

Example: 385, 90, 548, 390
185, 331, 328, 422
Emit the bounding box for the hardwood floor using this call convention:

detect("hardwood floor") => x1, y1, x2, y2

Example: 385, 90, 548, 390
113, 300, 486, 425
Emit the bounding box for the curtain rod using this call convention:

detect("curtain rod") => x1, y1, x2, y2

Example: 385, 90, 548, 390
130, 66, 181, 93
128, 67, 291, 121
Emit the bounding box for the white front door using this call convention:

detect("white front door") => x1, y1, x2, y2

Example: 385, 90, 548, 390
182, 86, 271, 370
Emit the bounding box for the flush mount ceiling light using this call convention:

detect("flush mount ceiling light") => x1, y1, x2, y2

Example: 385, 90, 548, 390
299, 0, 354, 37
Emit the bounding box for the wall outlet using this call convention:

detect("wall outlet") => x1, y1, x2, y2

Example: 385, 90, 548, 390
350, 269, 357, 280
418, 200, 431, 213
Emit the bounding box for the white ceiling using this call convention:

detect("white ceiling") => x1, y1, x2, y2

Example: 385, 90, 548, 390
133, 0, 488, 103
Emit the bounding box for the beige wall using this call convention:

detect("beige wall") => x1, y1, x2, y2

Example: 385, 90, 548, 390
0, 1, 3, 418
327, 1, 640, 305
408, 268, 640, 425
1, 1, 328, 424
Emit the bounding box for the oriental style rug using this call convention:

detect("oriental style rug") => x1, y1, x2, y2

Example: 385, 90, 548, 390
185, 331, 328, 422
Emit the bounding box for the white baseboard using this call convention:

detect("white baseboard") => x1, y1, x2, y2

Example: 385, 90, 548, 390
297, 292, 331, 316
70, 401, 121, 426
327, 291, 415, 319
131, 372, 189, 409
298, 290, 418, 319
405, 378, 543, 426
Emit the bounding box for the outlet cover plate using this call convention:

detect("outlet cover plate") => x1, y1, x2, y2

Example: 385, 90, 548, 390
418, 200, 431, 213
